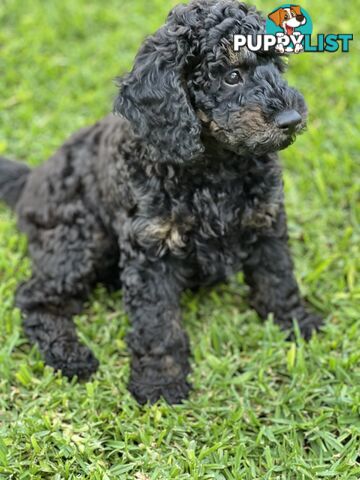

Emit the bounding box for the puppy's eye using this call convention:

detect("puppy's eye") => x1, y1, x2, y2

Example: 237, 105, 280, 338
224, 70, 242, 86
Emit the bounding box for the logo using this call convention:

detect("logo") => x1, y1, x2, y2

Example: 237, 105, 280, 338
267, 4, 312, 53
233, 4, 353, 54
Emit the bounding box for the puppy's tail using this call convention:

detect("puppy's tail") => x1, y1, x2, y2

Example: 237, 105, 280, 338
0, 156, 30, 209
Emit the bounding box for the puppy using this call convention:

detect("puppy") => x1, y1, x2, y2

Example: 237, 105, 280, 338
0, 0, 322, 404
268, 5, 307, 53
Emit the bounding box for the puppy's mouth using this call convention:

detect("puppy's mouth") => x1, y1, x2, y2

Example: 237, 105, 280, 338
275, 131, 297, 151
272, 108, 305, 147
237, 107, 306, 153
198, 107, 306, 155
269, 120, 306, 152
237, 120, 305, 155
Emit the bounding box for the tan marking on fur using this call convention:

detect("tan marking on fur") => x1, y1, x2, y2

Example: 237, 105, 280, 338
226, 46, 255, 65
143, 218, 187, 250
144, 221, 172, 238
168, 228, 186, 249
242, 203, 280, 229
237, 107, 267, 130
197, 109, 210, 124
227, 46, 241, 64
209, 120, 221, 133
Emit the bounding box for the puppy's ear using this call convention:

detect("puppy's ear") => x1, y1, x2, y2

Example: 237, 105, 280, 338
114, 18, 203, 164
268, 9, 283, 26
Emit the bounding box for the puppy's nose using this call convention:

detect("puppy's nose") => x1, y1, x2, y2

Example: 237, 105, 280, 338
296, 14, 305, 22
275, 110, 302, 130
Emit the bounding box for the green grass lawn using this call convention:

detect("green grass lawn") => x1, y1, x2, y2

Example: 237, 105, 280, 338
0, 0, 359, 478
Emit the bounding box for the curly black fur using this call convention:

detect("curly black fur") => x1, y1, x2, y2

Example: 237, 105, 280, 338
0, 0, 323, 404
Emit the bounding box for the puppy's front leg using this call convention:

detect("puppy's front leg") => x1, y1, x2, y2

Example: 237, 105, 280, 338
122, 260, 191, 404
243, 211, 323, 339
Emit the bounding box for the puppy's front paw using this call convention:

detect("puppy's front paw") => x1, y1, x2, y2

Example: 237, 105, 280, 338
296, 311, 323, 340
275, 44, 285, 54
44, 338, 99, 380
273, 302, 324, 340
279, 307, 323, 340
128, 354, 191, 404
128, 376, 191, 405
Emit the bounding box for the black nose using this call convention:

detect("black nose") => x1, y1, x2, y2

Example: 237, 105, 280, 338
296, 14, 305, 22
275, 110, 302, 130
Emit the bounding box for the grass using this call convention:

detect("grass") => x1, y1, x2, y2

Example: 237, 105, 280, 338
0, 0, 359, 478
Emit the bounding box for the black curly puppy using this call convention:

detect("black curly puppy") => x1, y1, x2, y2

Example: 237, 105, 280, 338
0, 0, 322, 404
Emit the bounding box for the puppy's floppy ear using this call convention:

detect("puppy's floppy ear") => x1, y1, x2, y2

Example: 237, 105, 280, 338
268, 9, 283, 26
114, 16, 203, 164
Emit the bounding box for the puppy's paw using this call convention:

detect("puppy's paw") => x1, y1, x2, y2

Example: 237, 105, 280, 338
44, 339, 99, 380
274, 303, 324, 340
296, 311, 323, 340
128, 376, 191, 405
128, 351, 191, 404
278, 308, 323, 340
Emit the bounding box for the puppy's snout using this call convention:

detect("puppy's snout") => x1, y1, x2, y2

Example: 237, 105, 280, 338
275, 110, 302, 130
296, 14, 305, 22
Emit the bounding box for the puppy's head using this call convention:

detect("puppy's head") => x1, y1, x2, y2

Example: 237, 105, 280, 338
115, 0, 307, 162
268, 6, 306, 33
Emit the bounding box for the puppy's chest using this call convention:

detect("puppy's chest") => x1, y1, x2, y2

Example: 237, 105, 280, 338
133, 172, 281, 258
191, 183, 244, 238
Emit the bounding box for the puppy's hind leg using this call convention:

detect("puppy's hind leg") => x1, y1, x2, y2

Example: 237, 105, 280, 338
16, 277, 99, 379
15, 208, 116, 380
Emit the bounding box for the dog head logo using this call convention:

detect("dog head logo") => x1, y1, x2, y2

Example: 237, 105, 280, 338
266, 4, 312, 53
268, 5, 306, 35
